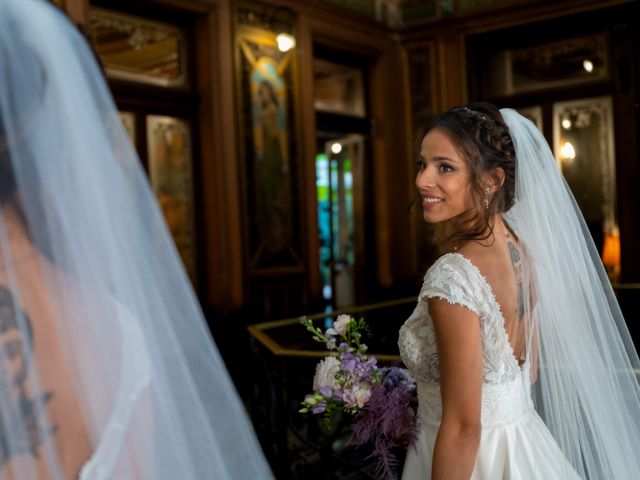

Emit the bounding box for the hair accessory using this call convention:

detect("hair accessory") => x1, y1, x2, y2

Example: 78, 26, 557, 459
462, 106, 487, 121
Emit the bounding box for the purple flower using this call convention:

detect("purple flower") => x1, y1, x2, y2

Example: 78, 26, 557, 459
382, 366, 416, 390
350, 372, 418, 480
311, 403, 326, 414
339, 352, 377, 381
318, 386, 333, 397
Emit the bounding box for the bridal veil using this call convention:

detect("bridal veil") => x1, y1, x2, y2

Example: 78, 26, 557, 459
0, 0, 272, 478
501, 108, 640, 479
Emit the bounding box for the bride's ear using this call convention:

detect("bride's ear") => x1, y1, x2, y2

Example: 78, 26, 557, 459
482, 167, 505, 195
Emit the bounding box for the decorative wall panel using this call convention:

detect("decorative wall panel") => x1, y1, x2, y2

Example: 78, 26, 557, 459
236, 7, 302, 273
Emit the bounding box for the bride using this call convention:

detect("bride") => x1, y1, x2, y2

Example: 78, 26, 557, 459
399, 103, 640, 479
0, 0, 273, 478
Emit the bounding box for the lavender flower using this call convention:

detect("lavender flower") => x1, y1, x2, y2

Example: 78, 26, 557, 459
298, 315, 417, 480
334, 314, 350, 336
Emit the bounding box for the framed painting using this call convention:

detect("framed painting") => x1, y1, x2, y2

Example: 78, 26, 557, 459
118, 111, 136, 147
236, 6, 302, 272
146, 115, 196, 281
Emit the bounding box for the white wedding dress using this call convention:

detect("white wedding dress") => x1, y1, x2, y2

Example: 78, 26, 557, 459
399, 253, 580, 479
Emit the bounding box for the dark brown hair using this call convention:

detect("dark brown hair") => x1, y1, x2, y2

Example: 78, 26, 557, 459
416, 102, 516, 251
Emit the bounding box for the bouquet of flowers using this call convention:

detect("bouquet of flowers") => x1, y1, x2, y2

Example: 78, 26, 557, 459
299, 314, 418, 480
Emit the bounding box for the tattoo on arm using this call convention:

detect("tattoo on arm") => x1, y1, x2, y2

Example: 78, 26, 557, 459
0, 285, 57, 469
508, 241, 525, 321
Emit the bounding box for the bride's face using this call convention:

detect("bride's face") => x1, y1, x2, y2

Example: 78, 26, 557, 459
415, 128, 474, 224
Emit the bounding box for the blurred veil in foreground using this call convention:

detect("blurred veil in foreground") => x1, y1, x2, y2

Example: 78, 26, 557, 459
0, 0, 273, 478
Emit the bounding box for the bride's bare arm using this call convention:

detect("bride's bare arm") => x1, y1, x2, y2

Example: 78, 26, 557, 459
429, 297, 483, 480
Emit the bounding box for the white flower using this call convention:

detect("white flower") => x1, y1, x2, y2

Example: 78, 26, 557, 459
353, 386, 371, 408
325, 328, 338, 337
334, 314, 351, 336
343, 383, 371, 409
313, 356, 340, 391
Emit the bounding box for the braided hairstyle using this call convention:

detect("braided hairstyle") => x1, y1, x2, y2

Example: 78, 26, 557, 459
416, 102, 516, 250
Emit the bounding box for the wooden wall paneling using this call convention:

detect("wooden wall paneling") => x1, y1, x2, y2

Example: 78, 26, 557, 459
296, 16, 322, 303
195, 0, 247, 310
380, 42, 417, 286
402, 40, 443, 277
298, 13, 409, 293
400, 1, 636, 111
400, 44, 420, 280
369, 47, 393, 288
88, 0, 243, 310
59, 0, 90, 26
232, 2, 309, 320
434, 31, 467, 111
612, 7, 640, 283
248, 0, 385, 37
399, 46, 420, 277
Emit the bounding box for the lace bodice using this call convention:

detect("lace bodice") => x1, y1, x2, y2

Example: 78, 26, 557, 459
399, 253, 533, 428
399, 253, 523, 386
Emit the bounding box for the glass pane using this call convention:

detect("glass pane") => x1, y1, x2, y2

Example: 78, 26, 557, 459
89, 8, 187, 88
146, 115, 196, 280
314, 59, 366, 117
316, 135, 363, 308
553, 96, 619, 280
482, 33, 608, 96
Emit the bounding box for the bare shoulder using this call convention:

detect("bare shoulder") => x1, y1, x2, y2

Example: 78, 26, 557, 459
457, 242, 499, 275
457, 241, 511, 292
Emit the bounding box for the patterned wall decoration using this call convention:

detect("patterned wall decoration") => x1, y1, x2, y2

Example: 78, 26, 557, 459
321, 0, 376, 18
318, 0, 543, 26
236, 6, 303, 273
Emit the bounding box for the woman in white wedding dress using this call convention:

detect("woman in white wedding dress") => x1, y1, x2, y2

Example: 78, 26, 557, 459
0, 0, 273, 478
399, 103, 640, 479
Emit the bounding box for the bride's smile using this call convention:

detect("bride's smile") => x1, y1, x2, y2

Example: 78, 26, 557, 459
415, 128, 474, 224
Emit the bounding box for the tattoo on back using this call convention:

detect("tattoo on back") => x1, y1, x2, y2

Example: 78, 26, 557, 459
508, 241, 525, 321
0, 285, 57, 469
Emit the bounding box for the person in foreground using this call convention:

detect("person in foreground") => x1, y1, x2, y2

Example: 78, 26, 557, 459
399, 103, 640, 479
0, 0, 273, 478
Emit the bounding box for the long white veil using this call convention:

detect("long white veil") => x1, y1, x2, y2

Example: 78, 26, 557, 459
501, 108, 640, 479
0, 0, 272, 478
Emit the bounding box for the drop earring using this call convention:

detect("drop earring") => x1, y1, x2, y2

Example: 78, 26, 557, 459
484, 188, 491, 209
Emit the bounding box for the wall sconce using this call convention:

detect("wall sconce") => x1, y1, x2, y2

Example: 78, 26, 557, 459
246, 2, 296, 52
559, 141, 576, 165
276, 32, 295, 52
602, 227, 621, 283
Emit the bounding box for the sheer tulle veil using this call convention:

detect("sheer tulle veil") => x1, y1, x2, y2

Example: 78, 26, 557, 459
0, 0, 272, 478
500, 108, 640, 479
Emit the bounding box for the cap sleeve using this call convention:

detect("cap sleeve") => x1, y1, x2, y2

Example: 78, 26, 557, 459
418, 253, 481, 315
